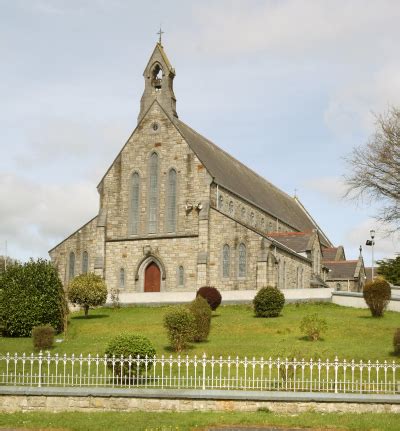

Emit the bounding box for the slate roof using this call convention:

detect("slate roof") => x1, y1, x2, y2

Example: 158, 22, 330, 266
176, 120, 321, 234
325, 260, 359, 280
322, 247, 339, 261
267, 231, 313, 253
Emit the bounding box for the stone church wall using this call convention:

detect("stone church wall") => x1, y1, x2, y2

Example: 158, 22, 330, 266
208, 208, 312, 291
99, 103, 211, 241
105, 236, 199, 292
211, 185, 296, 235
49, 217, 98, 286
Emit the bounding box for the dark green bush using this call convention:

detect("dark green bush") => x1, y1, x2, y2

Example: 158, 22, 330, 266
0, 259, 67, 336
68, 273, 107, 317
363, 278, 391, 317
164, 306, 195, 352
32, 325, 55, 351
394, 328, 400, 356
196, 286, 222, 311
188, 296, 212, 342
105, 334, 156, 377
253, 286, 285, 317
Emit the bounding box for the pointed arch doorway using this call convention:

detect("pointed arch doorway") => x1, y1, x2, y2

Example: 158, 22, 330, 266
144, 261, 161, 292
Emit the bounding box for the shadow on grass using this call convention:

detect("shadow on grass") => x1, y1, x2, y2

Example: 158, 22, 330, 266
71, 314, 110, 320
164, 344, 196, 353
298, 336, 326, 342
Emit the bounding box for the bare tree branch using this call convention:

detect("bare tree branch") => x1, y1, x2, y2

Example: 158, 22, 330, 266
344, 107, 400, 231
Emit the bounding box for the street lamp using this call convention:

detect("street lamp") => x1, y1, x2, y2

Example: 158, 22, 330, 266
366, 230, 375, 279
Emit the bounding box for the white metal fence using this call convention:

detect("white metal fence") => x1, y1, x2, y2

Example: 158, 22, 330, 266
0, 352, 399, 395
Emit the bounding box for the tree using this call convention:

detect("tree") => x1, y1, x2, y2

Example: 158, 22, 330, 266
0, 259, 67, 336
68, 273, 107, 317
345, 107, 400, 230
376, 256, 400, 285
0, 255, 18, 274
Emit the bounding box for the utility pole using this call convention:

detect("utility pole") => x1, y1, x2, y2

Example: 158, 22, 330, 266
4, 240, 7, 271
366, 230, 375, 280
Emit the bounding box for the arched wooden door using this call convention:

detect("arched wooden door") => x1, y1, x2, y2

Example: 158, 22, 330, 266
144, 262, 161, 292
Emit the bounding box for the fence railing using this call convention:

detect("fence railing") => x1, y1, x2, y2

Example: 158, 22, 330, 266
0, 352, 399, 395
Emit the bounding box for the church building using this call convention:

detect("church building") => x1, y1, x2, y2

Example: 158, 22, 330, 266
49, 41, 365, 296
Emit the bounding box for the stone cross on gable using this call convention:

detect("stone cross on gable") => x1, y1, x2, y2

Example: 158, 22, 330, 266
157, 27, 164, 44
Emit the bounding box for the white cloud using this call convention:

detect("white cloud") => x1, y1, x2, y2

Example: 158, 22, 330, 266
343, 218, 399, 261
185, 0, 400, 61
302, 176, 348, 201
0, 173, 98, 260
324, 61, 400, 137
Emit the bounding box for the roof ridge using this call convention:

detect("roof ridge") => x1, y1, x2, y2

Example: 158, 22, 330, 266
268, 231, 312, 237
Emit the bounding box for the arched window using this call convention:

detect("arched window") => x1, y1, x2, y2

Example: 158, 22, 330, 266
260, 218, 265, 230
229, 201, 234, 215
250, 212, 255, 226
241, 207, 246, 219
69, 252, 75, 280
148, 152, 159, 233
222, 244, 230, 278
238, 243, 246, 278
129, 172, 140, 235
218, 194, 223, 209
119, 268, 125, 289
82, 251, 89, 274
166, 169, 177, 232
178, 266, 184, 287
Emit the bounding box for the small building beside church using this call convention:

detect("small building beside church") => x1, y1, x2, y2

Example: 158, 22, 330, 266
49, 41, 365, 296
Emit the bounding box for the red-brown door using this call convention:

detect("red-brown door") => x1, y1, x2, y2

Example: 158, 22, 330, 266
144, 262, 161, 292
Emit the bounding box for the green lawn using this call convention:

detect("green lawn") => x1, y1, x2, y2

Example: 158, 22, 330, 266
0, 410, 399, 431
1, 302, 399, 361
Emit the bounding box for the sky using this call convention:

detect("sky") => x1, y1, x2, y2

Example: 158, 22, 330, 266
1, 0, 400, 264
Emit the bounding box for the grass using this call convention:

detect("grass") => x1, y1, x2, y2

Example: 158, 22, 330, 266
0, 410, 400, 431
1, 302, 399, 361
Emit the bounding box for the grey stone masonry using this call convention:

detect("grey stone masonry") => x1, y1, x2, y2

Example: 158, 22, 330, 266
49, 41, 345, 298
1, 387, 399, 414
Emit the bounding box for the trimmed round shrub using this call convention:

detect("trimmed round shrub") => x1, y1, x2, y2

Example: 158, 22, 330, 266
68, 273, 107, 317
300, 313, 327, 341
363, 278, 391, 317
253, 286, 285, 317
32, 325, 55, 351
105, 334, 156, 377
164, 306, 195, 352
196, 286, 222, 311
0, 259, 67, 336
188, 296, 212, 342
394, 328, 400, 356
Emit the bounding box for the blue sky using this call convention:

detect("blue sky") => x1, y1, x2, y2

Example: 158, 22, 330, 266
1, 0, 399, 263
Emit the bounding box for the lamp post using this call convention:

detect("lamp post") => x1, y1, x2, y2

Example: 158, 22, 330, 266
365, 230, 376, 280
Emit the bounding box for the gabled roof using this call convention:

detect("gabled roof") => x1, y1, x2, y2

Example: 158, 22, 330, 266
322, 246, 345, 261
176, 120, 325, 235
267, 231, 314, 253
322, 247, 339, 261
325, 260, 362, 280
143, 42, 174, 75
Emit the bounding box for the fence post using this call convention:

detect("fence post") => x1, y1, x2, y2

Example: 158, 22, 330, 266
334, 356, 338, 394
38, 351, 42, 388
202, 353, 206, 390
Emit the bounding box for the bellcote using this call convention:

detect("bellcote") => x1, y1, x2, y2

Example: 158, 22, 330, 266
138, 42, 178, 123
